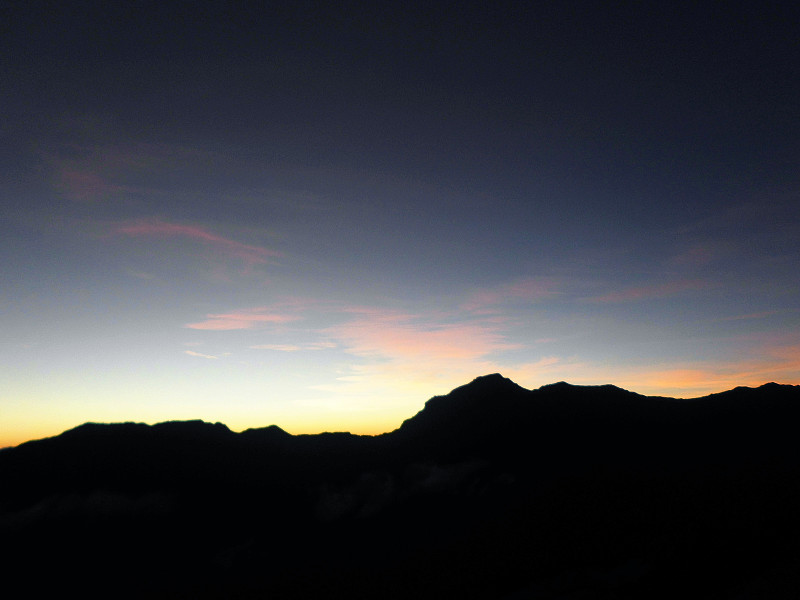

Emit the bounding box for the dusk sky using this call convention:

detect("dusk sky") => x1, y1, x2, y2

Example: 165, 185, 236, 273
2, 2, 799, 447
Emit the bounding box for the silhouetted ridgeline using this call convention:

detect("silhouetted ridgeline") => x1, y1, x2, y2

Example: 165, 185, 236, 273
3, 375, 800, 598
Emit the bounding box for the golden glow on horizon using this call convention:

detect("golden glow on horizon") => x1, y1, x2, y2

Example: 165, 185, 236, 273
4, 370, 799, 449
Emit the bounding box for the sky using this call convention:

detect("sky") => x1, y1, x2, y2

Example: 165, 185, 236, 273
2, 1, 799, 446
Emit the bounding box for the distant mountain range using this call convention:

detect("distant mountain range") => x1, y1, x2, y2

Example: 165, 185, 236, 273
3, 374, 800, 598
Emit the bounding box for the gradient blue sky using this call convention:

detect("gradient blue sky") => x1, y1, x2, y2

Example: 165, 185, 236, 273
2, 2, 799, 446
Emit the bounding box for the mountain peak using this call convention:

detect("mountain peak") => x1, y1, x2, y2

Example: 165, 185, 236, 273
458, 372, 525, 392
394, 373, 530, 442
537, 381, 573, 391
472, 372, 507, 382
241, 424, 291, 437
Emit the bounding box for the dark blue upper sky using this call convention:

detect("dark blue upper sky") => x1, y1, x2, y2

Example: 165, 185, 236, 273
2, 1, 799, 445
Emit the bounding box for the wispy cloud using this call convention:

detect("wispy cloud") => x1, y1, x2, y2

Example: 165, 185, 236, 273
305, 307, 528, 408
250, 341, 336, 352
714, 309, 793, 322
328, 308, 519, 363
114, 218, 281, 266
544, 333, 800, 397
250, 344, 301, 352
587, 279, 709, 303
57, 167, 129, 202
185, 301, 527, 408
186, 307, 300, 330
610, 354, 800, 397
307, 341, 338, 350
48, 141, 221, 202
184, 350, 219, 359
666, 243, 721, 268
461, 277, 559, 313
312, 300, 800, 404
179, 280, 800, 411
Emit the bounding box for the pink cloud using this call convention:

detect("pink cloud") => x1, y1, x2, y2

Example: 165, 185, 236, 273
309, 308, 535, 413
114, 219, 282, 265
49, 141, 222, 202
554, 332, 800, 397
715, 309, 791, 322
461, 277, 558, 313
328, 309, 518, 362
58, 167, 128, 202
612, 353, 800, 397
185, 307, 300, 330
667, 244, 720, 267
588, 279, 709, 303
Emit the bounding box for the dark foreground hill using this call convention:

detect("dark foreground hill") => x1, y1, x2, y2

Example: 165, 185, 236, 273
3, 374, 800, 598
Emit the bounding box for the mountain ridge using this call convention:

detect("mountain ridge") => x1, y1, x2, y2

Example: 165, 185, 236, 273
9, 375, 797, 450
3, 374, 800, 599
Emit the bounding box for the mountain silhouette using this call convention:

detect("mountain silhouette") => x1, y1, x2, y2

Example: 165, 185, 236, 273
2, 374, 800, 598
